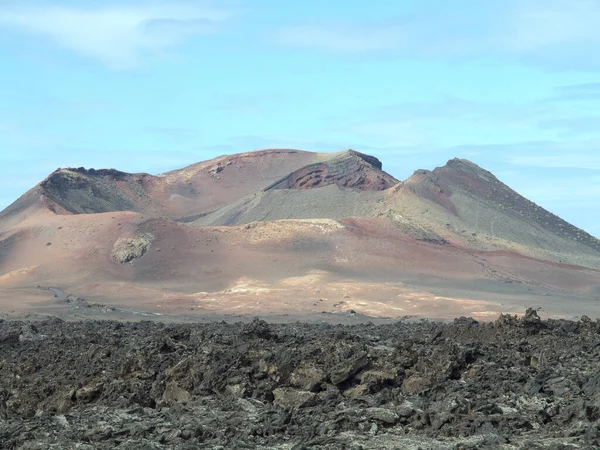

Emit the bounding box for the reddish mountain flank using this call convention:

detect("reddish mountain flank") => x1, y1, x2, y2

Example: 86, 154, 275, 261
1, 149, 599, 321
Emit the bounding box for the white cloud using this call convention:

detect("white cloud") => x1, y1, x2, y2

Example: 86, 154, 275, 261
544, 83, 600, 102
456, 140, 600, 170
517, 179, 600, 204
510, 152, 600, 170
537, 117, 600, 135
503, 0, 600, 51
276, 24, 409, 53
0, 1, 238, 69
323, 120, 429, 149
273, 0, 600, 70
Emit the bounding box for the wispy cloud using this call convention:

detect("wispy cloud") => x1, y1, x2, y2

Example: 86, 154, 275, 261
0, 1, 239, 69
515, 177, 600, 204
318, 93, 600, 149
547, 83, 600, 102
511, 152, 600, 170
538, 117, 600, 135
275, 24, 409, 53
274, 0, 600, 70
363, 98, 546, 126
452, 140, 600, 170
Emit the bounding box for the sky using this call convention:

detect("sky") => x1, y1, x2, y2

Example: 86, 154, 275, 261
1, 0, 600, 236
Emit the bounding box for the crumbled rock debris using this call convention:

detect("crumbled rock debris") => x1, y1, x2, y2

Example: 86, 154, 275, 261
1, 311, 600, 449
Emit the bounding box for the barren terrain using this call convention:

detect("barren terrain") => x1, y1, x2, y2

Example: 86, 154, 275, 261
1, 149, 599, 321
2, 311, 600, 449
2, 149, 600, 449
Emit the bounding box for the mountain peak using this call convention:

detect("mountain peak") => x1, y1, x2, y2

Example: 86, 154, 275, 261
3, 148, 600, 322
53, 167, 131, 179
37, 168, 144, 215
446, 157, 475, 167
436, 158, 498, 181
265, 149, 397, 191
39, 167, 133, 197
339, 149, 384, 170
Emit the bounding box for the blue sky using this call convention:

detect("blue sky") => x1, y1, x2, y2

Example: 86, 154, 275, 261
1, 0, 600, 235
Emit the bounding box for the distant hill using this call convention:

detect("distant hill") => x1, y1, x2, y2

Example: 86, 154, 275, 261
1, 148, 599, 321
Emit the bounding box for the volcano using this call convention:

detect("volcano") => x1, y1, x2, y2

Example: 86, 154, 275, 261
1, 149, 599, 321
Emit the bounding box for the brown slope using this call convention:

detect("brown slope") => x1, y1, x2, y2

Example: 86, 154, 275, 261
384, 158, 600, 268
0, 149, 323, 227
2, 212, 600, 321
158, 149, 325, 219
435, 158, 600, 251
193, 185, 388, 226
2, 150, 600, 321
39, 168, 156, 215
194, 150, 399, 226
0, 149, 396, 230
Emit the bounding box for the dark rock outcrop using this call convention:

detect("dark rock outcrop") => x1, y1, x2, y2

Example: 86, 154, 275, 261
39, 169, 147, 215
1, 312, 600, 448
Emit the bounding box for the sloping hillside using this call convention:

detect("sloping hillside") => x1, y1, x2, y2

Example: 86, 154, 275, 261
1, 149, 600, 321
0, 149, 324, 224
194, 150, 397, 226
382, 158, 600, 268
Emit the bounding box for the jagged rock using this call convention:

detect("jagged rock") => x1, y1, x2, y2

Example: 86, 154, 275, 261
266, 150, 398, 191
365, 408, 399, 424
161, 382, 190, 405
272, 388, 316, 409
355, 368, 401, 392
18, 324, 48, 342
402, 375, 432, 394
111, 233, 154, 263
396, 403, 415, 418
522, 308, 545, 334
290, 365, 325, 392
454, 316, 479, 327
329, 352, 369, 385
242, 318, 272, 339
583, 372, 600, 396
0, 312, 599, 449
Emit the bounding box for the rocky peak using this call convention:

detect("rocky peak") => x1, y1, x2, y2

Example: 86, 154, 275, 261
40, 168, 131, 193
342, 149, 384, 170
36, 167, 144, 215
436, 158, 498, 182
265, 150, 398, 191
66, 167, 130, 180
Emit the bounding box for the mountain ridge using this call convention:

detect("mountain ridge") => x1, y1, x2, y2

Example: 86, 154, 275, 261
264, 150, 399, 191
2, 149, 599, 264
1, 148, 600, 321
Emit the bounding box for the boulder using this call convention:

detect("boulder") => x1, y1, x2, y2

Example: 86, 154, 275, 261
161, 382, 191, 405
272, 388, 316, 409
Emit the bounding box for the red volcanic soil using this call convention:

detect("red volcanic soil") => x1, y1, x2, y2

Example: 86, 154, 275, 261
1, 211, 599, 322
1, 149, 323, 222
1, 150, 600, 322
399, 170, 458, 215
158, 149, 325, 218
